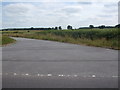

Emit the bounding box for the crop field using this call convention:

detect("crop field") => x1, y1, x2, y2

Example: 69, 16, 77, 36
1, 28, 120, 49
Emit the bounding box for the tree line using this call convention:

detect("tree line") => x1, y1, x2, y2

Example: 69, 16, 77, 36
2, 24, 120, 31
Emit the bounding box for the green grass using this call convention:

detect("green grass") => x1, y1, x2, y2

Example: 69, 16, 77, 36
2, 28, 120, 49
0, 35, 16, 46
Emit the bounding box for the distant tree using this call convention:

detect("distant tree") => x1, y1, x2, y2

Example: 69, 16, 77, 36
67, 25, 70, 29
48, 27, 51, 30
51, 27, 55, 30
70, 26, 73, 30
89, 25, 94, 29
99, 25, 105, 29
59, 26, 62, 30
115, 24, 120, 28
55, 27, 58, 30
31, 27, 34, 30
67, 25, 72, 30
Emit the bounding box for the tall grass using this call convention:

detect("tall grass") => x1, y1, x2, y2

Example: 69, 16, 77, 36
36, 28, 118, 40
2, 28, 119, 49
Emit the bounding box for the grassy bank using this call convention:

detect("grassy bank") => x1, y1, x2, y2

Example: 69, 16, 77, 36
0, 35, 16, 46
2, 28, 119, 49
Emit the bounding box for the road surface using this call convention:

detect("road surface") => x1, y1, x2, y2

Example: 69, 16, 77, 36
2, 37, 118, 88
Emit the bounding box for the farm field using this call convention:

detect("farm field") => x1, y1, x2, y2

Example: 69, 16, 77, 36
1, 28, 119, 49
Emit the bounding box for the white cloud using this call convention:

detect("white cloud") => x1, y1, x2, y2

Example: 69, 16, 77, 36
60, 5, 82, 17
3, 3, 34, 17
2, 1, 118, 29
3, 0, 120, 2
61, 5, 82, 13
3, 3, 38, 28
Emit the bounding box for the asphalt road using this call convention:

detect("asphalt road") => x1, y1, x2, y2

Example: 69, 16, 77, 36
2, 37, 118, 88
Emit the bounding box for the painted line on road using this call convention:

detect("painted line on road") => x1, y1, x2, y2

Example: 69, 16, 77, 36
2, 73, 119, 78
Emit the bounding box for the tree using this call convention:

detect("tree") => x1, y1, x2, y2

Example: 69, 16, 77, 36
67, 25, 72, 30
31, 27, 34, 30
59, 26, 62, 30
99, 25, 105, 29
55, 27, 58, 30
51, 27, 55, 30
115, 24, 120, 28
67, 25, 70, 29
89, 25, 94, 29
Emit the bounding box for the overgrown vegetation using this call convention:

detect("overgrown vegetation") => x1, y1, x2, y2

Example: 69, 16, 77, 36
2, 28, 119, 49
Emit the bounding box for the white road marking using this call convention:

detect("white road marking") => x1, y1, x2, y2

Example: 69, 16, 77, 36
73, 75, 78, 77
3, 73, 118, 78
14, 73, 17, 76
92, 75, 96, 78
25, 73, 29, 76
58, 74, 64, 77
47, 74, 52, 76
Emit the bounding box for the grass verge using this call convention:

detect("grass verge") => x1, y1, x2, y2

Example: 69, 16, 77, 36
0, 35, 16, 46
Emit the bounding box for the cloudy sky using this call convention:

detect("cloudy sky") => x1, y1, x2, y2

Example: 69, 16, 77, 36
1, 0, 119, 29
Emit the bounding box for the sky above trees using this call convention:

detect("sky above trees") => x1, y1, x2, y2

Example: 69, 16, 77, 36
1, 0, 119, 29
